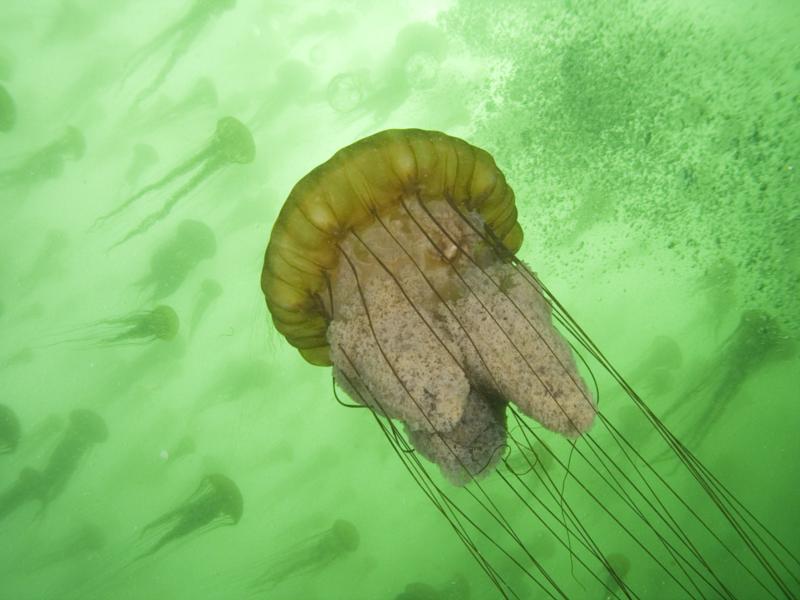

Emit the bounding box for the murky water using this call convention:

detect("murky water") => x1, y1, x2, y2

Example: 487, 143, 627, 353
0, 1, 798, 598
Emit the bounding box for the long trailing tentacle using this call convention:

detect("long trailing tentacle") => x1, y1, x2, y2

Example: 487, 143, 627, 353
109, 154, 222, 250
93, 146, 214, 228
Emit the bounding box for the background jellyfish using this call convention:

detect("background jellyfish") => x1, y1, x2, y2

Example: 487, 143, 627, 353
0, 468, 46, 522
124, 143, 159, 189
98, 116, 254, 248
261, 129, 799, 599
134, 473, 242, 560
135, 219, 217, 302
600, 553, 631, 600
0, 404, 21, 455
122, 0, 235, 109
49, 305, 179, 348
0, 83, 15, 132
250, 518, 360, 591
38, 409, 108, 506
662, 308, 796, 450
189, 278, 222, 335
0, 126, 85, 190
330, 23, 448, 130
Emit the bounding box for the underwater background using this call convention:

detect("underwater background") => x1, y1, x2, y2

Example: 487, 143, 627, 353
0, 0, 798, 599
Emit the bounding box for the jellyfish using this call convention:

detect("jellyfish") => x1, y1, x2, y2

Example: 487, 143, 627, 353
0, 468, 46, 522
332, 23, 448, 129
188, 278, 222, 335
251, 519, 359, 590
135, 473, 242, 560
49, 305, 179, 348
0, 404, 21, 455
124, 143, 159, 188
0, 126, 84, 189
662, 308, 796, 450
0, 83, 15, 132
135, 219, 217, 301
122, 0, 236, 109
38, 409, 108, 505
97, 117, 254, 248
260, 129, 799, 598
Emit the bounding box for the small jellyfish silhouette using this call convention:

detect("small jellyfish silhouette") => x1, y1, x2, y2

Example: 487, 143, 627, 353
259, 129, 799, 598
135, 473, 242, 560
331, 23, 448, 129
49, 305, 179, 348
664, 309, 796, 449
0, 468, 47, 522
39, 409, 108, 505
98, 117, 254, 248
251, 519, 359, 590
123, 0, 235, 109
395, 573, 470, 600
599, 553, 631, 599
0, 404, 21, 454
135, 219, 217, 301
189, 278, 222, 334
0, 126, 85, 190
125, 143, 160, 188
0, 83, 15, 132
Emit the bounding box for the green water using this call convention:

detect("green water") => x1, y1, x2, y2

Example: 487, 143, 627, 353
0, 1, 798, 599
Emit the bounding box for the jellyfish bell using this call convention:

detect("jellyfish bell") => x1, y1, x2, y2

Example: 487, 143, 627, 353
0, 404, 21, 454
0, 83, 16, 132
68, 409, 109, 445
59, 125, 86, 160
213, 116, 255, 165
260, 129, 799, 598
